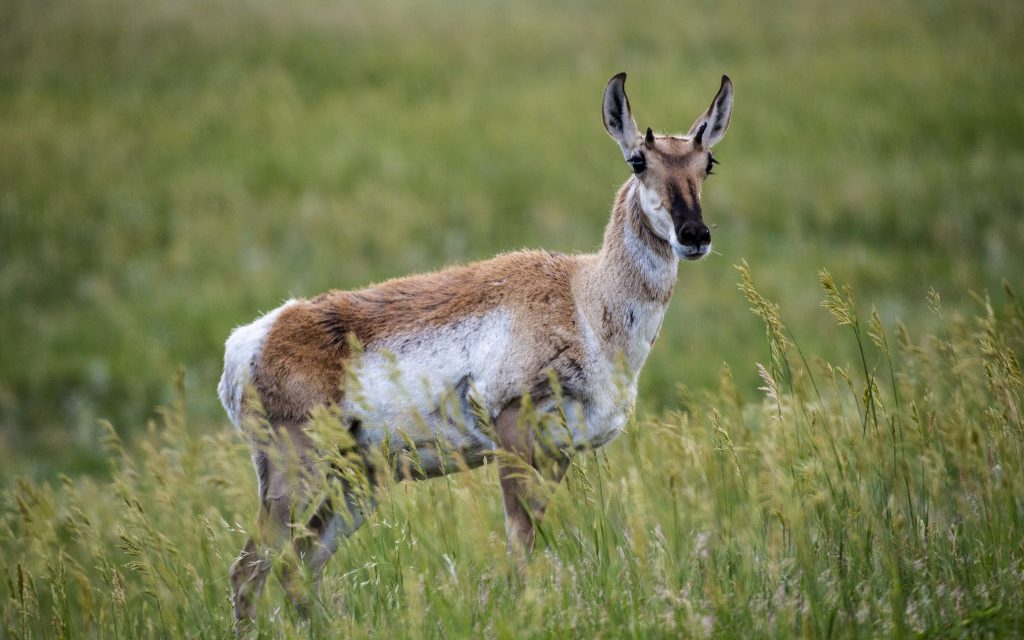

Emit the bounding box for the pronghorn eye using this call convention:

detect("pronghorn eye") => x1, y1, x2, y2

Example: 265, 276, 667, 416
706, 154, 719, 176
627, 153, 646, 174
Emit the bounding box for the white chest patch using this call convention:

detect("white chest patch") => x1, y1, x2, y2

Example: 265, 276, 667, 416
623, 300, 668, 371
563, 303, 639, 450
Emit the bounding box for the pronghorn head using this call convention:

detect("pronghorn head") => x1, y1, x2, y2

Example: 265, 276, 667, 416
602, 72, 733, 261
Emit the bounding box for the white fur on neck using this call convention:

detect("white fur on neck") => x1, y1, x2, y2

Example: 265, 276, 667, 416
626, 181, 678, 290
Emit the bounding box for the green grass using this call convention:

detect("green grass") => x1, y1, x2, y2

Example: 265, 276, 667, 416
1, 0, 1022, 477
3, 273, 1022, 638
1, 0, 1023, 636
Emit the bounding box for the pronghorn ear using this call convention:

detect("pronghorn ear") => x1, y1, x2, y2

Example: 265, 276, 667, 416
603, 72, 643, 161
688, 75, 733, 149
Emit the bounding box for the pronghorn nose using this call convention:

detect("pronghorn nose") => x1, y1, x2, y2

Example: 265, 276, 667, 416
679, 220, 711, 246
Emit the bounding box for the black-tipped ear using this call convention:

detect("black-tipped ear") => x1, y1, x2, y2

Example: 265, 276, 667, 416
603, 72, 643, 160
687, 75, 733, 148
645, 127, 654, 145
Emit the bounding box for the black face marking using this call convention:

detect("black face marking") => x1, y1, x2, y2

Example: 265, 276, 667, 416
706, 154, 718, 176
645, 127, 654, 145
686, 180, 701, 210
666, 179, 703, 240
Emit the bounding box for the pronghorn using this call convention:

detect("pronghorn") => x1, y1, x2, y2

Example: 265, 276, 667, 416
219, 71, 733, 622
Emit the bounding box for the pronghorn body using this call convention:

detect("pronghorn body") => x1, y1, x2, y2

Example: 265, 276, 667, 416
220, 201, 668, 475
220, 72, 733, 624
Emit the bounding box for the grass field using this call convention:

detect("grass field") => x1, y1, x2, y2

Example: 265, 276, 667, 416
3, 272, 1023, 637
1, 0, 1022, 636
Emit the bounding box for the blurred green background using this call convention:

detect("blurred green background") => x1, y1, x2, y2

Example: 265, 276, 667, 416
1, 0, 1022, 477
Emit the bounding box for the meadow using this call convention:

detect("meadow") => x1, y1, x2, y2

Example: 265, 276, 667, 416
1, 0, 1022, 636
3, 272, 1023, 637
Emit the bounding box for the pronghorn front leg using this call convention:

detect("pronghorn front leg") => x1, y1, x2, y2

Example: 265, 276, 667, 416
495, 402, 571, 557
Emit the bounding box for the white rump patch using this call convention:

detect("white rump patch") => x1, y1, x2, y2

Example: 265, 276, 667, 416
217, 299, 297, 429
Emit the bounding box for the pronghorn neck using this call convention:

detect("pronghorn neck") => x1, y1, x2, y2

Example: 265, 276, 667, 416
575, 177, 679, 372
597, 176, 678, 304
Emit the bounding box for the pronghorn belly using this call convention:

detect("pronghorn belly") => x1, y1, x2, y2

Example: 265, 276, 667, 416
344, 311, 512, 476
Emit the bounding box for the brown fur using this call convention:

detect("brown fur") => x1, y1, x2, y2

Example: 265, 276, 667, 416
254, 250, 593, 423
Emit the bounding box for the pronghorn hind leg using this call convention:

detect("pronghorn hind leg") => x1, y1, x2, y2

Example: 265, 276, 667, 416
496, 403, 572, 558
229, 537, 269, 627
230, 424, 321, 626
229, 486, 294, 627
286, 461, 379, 617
